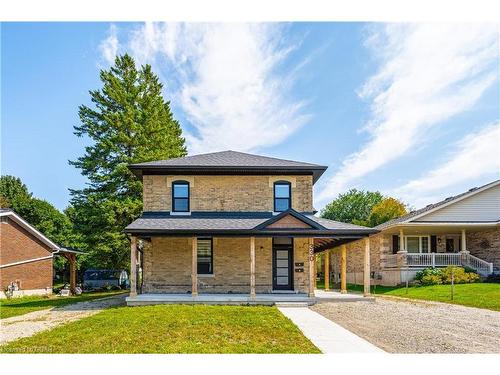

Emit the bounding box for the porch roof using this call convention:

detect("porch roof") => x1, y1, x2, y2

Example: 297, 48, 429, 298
125, 210, 377, 241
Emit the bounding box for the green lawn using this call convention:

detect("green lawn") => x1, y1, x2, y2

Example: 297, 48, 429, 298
317, 281, 500, 311
0, 290, 126, 319
0, 305, 320, 354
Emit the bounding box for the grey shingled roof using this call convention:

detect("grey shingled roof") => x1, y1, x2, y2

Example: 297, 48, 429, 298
376, 179, 500, 230
130, 150, 325, 168
125, 211, 375, 234
306, 215, 373, 231
128, 150, 328, 183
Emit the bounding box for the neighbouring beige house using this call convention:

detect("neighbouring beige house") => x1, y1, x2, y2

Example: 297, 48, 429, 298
321, 180, 499, 287
125, 151, 376, 305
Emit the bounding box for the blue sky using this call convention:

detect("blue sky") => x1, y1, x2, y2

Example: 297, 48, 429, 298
1, 22, 499, 211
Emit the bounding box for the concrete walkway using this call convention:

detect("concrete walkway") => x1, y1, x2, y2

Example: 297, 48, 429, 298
0, 294, 126, 345
278, 307, 385, 353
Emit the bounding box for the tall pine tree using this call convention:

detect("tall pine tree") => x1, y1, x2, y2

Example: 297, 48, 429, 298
69, 54, 186, 269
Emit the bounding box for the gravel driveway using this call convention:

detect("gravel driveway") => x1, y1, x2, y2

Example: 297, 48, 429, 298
311, 296, 500, 353
0, 294, 126, 345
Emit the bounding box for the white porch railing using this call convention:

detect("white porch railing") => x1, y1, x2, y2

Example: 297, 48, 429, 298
403, 252, 493, 276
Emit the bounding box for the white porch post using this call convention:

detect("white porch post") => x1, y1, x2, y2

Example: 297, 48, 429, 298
308, 238, 315, 297
191, 236, 198, 297
130, 236, 137, 297
250, 236, 256, 298
399, 229, 405, 252
461, 229, 467, 252
363, 238, 371, 297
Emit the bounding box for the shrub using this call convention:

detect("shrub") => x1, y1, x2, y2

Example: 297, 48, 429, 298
441, 266, 479, 284
415, 266, 480, 285
421, 274, 442, 285
415, 267, 442, 282
485, 274, 500, 283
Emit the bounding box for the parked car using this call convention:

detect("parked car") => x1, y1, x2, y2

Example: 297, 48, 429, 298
83, 269, 129, 290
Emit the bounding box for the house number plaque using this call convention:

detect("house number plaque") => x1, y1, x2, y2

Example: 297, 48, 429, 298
308, 244, 315, 261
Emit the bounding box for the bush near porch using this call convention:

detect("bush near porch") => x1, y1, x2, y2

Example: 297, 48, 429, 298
416, 266, 480, 285
0, 305, 320, 354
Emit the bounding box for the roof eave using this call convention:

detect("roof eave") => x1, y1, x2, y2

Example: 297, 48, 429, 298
124, 228, 378, 236
128, 165, 328, 184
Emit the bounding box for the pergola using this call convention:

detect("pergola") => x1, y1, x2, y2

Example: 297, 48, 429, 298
56, 247, 85, 294
313, 236, 372, 296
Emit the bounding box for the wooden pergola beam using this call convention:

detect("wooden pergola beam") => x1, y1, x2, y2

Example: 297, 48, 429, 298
192, 236, 198, 297
130, 236, 137, 297
250, 236, 256, 298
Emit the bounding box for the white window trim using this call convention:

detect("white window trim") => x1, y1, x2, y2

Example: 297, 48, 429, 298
404, 235, 431, 253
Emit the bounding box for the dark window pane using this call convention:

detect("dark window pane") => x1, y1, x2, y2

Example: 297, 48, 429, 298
173, 198, 189, 212
274, 184, 290, 198
273, 237, 292, 245
197, 239, 213, 274
173, 184, 189, 198
275, 198, 290, 211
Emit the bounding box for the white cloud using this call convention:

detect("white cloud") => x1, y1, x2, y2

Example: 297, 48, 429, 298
112, 23, 308, 154
99, 24, 119, 65
394, 121, 500, 207
317, 23, 499, 203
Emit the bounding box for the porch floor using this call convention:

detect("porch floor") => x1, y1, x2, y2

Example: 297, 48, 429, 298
126, 290, 374, 306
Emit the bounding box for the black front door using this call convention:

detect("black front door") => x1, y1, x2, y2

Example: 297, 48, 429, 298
272, 237, 294, 291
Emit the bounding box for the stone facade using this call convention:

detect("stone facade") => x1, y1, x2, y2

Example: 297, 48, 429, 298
322, 228, 500, 287
0, 218, 53, 295
141, 236, 312, 294
328, 234, 387, 285
467, 228, 500, 269
143, 175, 314, 212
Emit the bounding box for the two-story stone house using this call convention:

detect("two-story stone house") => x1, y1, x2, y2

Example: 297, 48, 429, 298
125, 150, 376, 305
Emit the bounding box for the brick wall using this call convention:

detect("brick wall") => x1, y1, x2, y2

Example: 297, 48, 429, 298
0, 218, 53, 291
141, 236, 311, 294
143, 175, 314, 212
467, 228, 500, 268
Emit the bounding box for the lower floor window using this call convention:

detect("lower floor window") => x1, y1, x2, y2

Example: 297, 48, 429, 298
405, 235, 430, 253
197, 238, 213, 274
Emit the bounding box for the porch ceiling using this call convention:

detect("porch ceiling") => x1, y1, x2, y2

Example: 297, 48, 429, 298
384, 223, 499, 235
313, 236, 365, 253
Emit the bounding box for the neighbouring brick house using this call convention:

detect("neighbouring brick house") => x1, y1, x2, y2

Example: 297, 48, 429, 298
321, 180, 499, 287
125, 150, 376, 305
0, 209, 80, 298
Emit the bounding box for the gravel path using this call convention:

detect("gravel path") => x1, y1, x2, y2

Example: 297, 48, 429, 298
0, 294, 126, 345
311, 296, 500, 353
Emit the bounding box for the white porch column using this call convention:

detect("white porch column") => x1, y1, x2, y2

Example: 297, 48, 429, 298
363, 238, 371, 297
340, 244, 347, 294
130, 236, 137, 297
461, 229, 467, 252
250, 236, 256, 298
399, 229, 405, 252
191, 236, 198, 297
308, 238, 315, 297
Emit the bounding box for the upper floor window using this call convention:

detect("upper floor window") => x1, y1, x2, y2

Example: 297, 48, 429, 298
172, 181, 190, 212
274, 181, 291, 212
